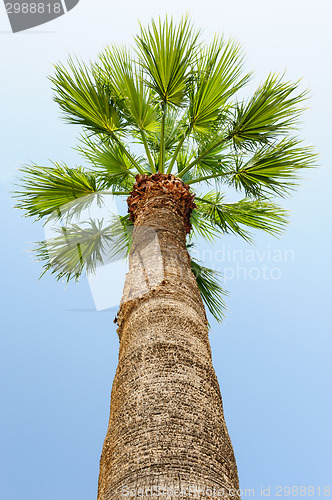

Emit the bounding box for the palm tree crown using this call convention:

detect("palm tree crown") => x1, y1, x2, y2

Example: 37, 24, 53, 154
14, 16, 315, 322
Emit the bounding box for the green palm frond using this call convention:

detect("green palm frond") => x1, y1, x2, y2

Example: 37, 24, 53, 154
188, 37, 250, 133
36, 215, 134, 282
14, 163, 107, 221
229, 73, 308, 148
225, 138, 316, 197
76, 135, 138, 190
191, 258, 227, 323
37, 219, 112, 281
190, 208, 220, 243
196, 192, 288, 243
135, 15, 200, 107
50, 58, 123, 136
97, 46, 160, 134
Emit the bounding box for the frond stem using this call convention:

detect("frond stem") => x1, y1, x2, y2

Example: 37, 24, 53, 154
186, 171, 230, 185
159, 103, 166, 173
167, 122, 193, 174
140, 130, 156, 173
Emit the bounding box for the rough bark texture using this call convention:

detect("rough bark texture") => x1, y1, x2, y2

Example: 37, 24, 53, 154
127, 173, 196, 234
97, 175, 240, 499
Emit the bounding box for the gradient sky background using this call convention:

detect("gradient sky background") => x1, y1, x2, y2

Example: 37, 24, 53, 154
1, 1, 331, 499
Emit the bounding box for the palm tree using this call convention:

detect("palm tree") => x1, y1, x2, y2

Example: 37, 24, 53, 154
14, 16, 315, 500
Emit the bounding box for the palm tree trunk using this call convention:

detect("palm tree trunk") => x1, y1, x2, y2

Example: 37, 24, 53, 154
97, 181, 241, 499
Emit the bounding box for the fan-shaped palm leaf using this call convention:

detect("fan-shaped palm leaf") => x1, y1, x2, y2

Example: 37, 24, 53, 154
196, 192, 288, 243
229, 73, 308, 148
225, 138, 316, 197
76, 135, 139, 191
188, 37, 250, 134
50, 58, 123, 136
135, 15, 200, 107
14, 163, 106, 221
97, 46, 159, 134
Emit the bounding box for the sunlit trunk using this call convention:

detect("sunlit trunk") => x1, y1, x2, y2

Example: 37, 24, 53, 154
97, 175, 240, 499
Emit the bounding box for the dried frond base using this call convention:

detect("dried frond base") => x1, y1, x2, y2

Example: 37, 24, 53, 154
127, 173, 196, 234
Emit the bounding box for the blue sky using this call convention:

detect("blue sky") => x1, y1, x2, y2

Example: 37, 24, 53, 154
0, 1, 331, 499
